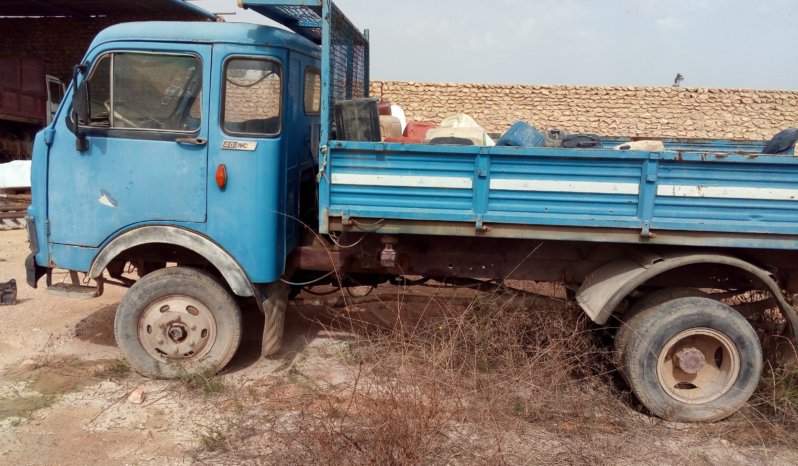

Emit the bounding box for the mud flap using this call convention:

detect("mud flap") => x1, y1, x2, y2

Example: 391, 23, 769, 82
253, 281, 290, 357
25, 253, 47, 289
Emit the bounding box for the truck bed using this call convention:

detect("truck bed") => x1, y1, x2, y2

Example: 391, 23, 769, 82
319, 139, 798, 250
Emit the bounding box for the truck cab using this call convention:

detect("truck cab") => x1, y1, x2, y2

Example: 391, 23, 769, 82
28, 22, 322, 294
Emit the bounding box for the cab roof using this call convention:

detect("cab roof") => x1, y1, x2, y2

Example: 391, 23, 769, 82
90, 21, 321, 58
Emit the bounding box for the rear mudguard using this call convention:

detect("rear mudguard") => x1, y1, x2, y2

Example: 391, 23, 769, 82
577, 251, 798, 341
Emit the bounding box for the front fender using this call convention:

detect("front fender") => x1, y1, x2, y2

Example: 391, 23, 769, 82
88, 226, 254, 297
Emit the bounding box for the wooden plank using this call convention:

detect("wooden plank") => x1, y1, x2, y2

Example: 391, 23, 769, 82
0, 194, 32, 201
0, 212, 27, 219
0, 204, 30, 212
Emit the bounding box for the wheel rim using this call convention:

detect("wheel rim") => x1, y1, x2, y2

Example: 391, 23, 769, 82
138, 295, 217, 363
656, 328, 740, 405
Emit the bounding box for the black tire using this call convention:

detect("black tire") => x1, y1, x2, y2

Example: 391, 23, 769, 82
114, 267, 243, 379
614, 288, 711, 365
621, 297, 762, 423
260, 281, 289, 357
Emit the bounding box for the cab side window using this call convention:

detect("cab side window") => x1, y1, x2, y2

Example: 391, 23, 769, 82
87, 55, 111, 123
223, 58, 282, 136
304, 68, 321, 115
83, 52, 202, 132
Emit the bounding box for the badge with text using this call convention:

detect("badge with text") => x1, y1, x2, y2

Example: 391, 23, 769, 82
222, 140, 258, 151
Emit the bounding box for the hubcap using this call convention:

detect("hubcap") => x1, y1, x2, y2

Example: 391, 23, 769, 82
138, 295, 217, 362
657, 328, 740, 405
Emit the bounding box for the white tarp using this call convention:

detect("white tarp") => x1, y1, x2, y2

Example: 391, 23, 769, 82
0, 161, 31, 189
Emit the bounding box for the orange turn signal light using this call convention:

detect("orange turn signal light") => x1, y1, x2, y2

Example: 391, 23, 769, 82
215, 164, 228, 190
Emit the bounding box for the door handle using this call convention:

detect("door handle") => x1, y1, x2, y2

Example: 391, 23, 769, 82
175, 137, 208, 146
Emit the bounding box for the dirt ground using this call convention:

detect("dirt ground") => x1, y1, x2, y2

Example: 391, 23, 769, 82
1, 229, 797, 465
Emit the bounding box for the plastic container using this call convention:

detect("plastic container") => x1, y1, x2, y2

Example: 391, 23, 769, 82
334, 98, 381, 142
440, 113, 481, 129
404, 121, 437, 140
544, 129, 567, 148
378, 100, 393, 116
390, 104, 407, 133
497, 121, 545, 148
424, 127, 487, 146
439, 114, 496, 146
379, 115, 403, 139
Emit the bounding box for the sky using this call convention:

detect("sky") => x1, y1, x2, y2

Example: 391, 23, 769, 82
188, 0, 798, 90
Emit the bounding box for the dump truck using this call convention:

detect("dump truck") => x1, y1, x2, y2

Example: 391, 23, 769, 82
25, 1, 798, 423
0, 57, 65, 160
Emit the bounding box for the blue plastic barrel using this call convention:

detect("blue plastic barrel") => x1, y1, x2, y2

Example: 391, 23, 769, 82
497, 121, 545, 148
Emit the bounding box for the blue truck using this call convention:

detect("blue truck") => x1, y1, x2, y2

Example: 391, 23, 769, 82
24, 1, 798, 423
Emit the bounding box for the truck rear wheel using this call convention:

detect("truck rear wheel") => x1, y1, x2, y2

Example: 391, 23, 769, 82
114, 267, 243, 379
614, 288, 711, 366
621, 297, 762, 423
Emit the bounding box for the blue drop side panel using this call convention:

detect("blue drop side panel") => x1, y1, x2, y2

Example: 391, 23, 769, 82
328, 150, 477, 220
323, 141, 798, 249
652, 160, 798, 235
487, 155, 642, 221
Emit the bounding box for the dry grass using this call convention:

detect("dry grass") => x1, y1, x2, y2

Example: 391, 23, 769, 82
202, 288, 639, 464
194, 285, 798, 465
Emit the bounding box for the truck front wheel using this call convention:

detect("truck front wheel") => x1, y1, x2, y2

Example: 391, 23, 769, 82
621, 297, 762, 423
114, 267, 243, 379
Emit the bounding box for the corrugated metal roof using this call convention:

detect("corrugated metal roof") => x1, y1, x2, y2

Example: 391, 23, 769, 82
0, 0, 216, 19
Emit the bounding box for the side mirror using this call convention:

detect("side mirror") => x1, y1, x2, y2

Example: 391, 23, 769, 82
73, 81, 90, 126
72, 64, 89, 152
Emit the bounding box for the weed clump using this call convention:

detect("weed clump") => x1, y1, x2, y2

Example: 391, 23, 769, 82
179, 370, 226, 396
196, 424, 231, 453
103, 359, 131, 379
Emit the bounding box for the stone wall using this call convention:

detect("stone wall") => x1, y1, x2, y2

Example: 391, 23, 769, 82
224, 77, 281, 123
371, 81, 798, 141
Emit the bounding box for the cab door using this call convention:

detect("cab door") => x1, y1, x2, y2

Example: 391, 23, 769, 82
47, 44, 211, 248
205, 46, 288, 283
45, 75, 65, 124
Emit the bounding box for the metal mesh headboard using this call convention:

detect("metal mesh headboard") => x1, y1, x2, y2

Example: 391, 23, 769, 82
327, 3, 369, 106
239, 1, 370, 141
324, 1, 370, 140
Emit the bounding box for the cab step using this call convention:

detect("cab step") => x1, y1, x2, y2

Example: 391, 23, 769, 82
46, 271, 98, 299
46, 283, 98, 299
